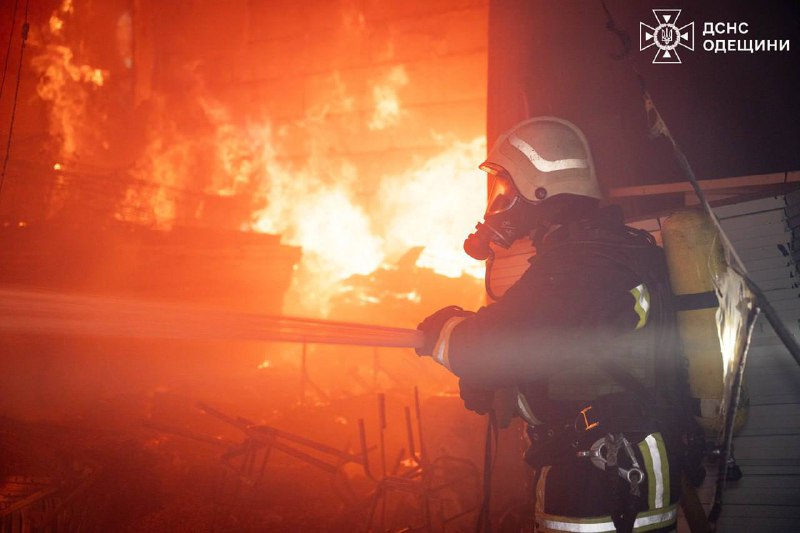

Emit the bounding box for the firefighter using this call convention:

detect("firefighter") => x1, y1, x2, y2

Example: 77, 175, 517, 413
416, 117, 693, 533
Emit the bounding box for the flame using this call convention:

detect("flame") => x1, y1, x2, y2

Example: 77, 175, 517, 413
249, 132, 485, 315
377, 136, 487, 279
31, 0, 109, 159
368, 66, 408, 131
118, 107, 187, 229
119, 79, 485, 315
48, 0, 74, 34
30, 5, 488, 317
251, 126, 385, 314
49, 15, 65, 35
249, 68, 485, 314
199, 97, 265, 198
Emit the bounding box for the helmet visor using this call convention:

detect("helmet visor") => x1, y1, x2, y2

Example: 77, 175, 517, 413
484, 169, 519, 217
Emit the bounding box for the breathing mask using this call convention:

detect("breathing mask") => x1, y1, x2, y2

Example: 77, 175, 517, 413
463, 169, 539, 261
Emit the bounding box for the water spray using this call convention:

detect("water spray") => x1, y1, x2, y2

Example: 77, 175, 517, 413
0, 288, 425, 349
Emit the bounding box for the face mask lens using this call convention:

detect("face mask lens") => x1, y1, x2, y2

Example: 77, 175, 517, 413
487, 193, 514, 215
485, 173, 518, 216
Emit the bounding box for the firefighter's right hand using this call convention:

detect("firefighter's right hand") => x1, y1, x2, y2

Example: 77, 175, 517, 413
415, 305, 473, 356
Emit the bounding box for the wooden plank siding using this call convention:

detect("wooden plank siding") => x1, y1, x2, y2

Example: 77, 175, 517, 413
709, 195, 800, 532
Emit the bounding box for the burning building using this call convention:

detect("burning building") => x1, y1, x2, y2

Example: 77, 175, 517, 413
0, 0, 491, 530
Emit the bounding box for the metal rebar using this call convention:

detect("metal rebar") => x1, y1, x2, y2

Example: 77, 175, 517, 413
378, 393, 387, 479
414, 386, 427, 466
404, 406, 417, 462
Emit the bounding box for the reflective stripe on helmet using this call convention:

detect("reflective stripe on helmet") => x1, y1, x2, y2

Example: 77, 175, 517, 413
432, 315, 469, 370
630, 283, 651, 329
481, 117, 601, 202
509, 134, 589, 173
536, 504, 677, 532
638, 433, 671, 510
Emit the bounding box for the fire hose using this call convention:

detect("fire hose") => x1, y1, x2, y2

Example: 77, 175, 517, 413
0, 288, 425, 349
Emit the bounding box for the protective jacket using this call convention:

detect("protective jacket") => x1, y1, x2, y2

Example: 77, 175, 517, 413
430, 205, 688, 533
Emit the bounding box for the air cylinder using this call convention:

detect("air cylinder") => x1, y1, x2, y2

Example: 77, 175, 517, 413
661, 209, 748, 435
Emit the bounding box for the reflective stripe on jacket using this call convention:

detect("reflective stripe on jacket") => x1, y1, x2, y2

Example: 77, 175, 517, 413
533, 433, 676, 533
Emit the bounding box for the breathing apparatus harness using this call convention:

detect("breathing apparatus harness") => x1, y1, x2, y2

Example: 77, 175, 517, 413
501, 219, 696, 533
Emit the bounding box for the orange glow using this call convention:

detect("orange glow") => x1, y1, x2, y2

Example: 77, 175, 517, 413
118, 106, 191, 229
121, 89, 485, 316
250, 127, 486, 315
30, 0, 487, 320
32, 45, 107, 157
377, 137, 487, 279
48, 15, 65, 35
368, 66, 409, 131
6, 2, 492, 528
31, 0, 108, 159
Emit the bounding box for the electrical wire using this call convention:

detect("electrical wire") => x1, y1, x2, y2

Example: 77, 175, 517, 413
0, 0, 30, 200
0, 0, 21, 103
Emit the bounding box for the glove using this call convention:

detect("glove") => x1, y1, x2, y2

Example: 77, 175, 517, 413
458, 379, 495, 415
415, 305, 472, 356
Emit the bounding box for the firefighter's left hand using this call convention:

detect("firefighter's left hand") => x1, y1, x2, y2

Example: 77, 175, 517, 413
415, 305, 473, 356
458, 379, 495, 415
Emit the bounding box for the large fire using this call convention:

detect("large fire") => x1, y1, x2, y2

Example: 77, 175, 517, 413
5, 2, 493, 530
249, 114, 486, 314
29, 1, 487, 318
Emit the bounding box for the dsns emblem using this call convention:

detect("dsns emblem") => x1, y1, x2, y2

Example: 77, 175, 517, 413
640, 9, 694, 64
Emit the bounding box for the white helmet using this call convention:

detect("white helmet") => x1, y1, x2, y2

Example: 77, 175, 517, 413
480, 117, 601, 210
